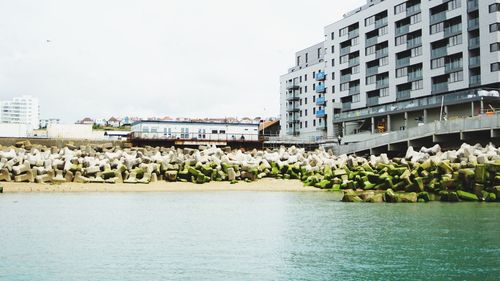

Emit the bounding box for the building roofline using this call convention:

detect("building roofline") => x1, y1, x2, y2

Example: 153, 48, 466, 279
131, 120, 260, 127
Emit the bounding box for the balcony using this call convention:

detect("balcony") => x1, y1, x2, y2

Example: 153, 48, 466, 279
315, 71, 326, 81
407, 37, 422, 48
316, 109, 326, 118
286, 127, 299, 136
375, 17, 388, 28
469, 37, 480, 49
430, 11, 447, 24
408, 71, 423, 81
349, 86, 360, 95
431, 47, 447, 59
340, 46, 351, 55
340, 74, 351, 83
432, 83, 449, 93
469, 56, 480, 67
342, 102, 352, 111
376, 80, 389, 89
376, 48, 388, 58
444, 25, 462, 37
286, 93, 299, 101
315, 84, 326, 93
396, 57, 410, 67
348, 30, 359, 39
470, 75, 481, 85
396, 90, 411, 101
366, 66, 379, 76
467, 0, 478, 11
445, 61, 463, 73
316, 96, 326, 106
286, 81, 300, 90
348, 57, 360, 67
406, 4, 421, 16
286, 104, 300, 112
396, 25, 410, 36
366, 37, 378, 46
286, 116, 299, 123
468, 18, 479, 31
367, 96, 379, 107
316, 125, 327, 131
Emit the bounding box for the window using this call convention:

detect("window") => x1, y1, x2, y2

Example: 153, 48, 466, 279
448, 34, 462, 47
395, 35, 407, 46
299, 76, 302, 83
304, 74, 307, 81
340, 55, 349, 64
410, 13, 421, 24
366, 75, 376, 85
394, 3, 406, 15
490, 3, 500, 13
379, 26, 388, 35
366, 45, 376, 55
317, 48, 321, 59
304, 86, 307, 93
211, 130, 218, 134
331, 32, 335, 40
490, 23, 500, 32
411, 46, 422, 57
380, 88, 389, 97
313, 95, 316, 102
331, 72, 335, 80
430, 22, 444, 34
431, 58, 445, 69
491, 43, 500, 52
491, 63, 500, 72
331, 59, 335, 67
380, 56, 389, 66
352, 94, 360, 103
305, 121, 308, 128
305, 109, 308, 116
332, 86, 335, 93
296, 56, 300, 66
142, 126, 149, 133
339, 27, 348, 37
305, 97, 308, 104
396, 67, 408, 78
305, 53, 308, 63
365, 15, 375, 26
412, 80, 423, 90
448, 0, 461, 10
352, 37, 359, 46
340, 82, 349, 91
352, 65, 360, 74
448, 71, 463, 83
198, 129, 206, 139
331, 45, 335, 53
181, 128, 189, 139
313, 119, 316, 126
313, 107, 316, 114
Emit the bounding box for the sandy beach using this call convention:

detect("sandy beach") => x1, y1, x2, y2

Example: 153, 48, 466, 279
0, 178, 324, 193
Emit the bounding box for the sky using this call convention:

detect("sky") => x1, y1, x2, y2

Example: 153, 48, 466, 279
0, 0, 365, 122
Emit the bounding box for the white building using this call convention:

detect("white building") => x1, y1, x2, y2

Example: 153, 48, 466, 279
281, 0, 500, 141
0, 95, 40, 130
39, 118, 60, 129
131, 120, 260, 142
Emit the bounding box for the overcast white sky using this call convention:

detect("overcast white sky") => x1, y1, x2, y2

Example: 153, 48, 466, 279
0, 0, 365, 122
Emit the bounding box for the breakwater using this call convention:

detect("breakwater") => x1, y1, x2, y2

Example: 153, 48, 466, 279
0, 141, 499, 203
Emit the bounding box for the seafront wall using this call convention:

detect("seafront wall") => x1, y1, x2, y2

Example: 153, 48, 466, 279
0, 141, 499, 203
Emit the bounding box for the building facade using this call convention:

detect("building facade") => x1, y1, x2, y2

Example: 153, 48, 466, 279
0, 95, 40, 130
281, 0, 500, 141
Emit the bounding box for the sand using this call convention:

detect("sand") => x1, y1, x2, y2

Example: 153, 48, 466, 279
0, 178, 324, 193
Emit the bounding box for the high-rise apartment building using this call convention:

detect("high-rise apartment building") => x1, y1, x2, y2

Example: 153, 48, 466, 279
0, 95, 40, 130
281, 0, 500, 141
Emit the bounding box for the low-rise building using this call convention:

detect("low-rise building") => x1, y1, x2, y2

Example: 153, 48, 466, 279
0, 95, 40, 130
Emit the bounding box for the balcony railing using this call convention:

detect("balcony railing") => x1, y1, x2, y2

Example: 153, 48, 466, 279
406, 4, 421, 16
316, 96, 326, 105
315, 84, 326, 93
367, 96, 379, 106
469, 37, 480, 49
376, 79, 389, 89
444, 25, 462, 37
366, 66, 379, 76
432, 83, 449, 93
470, 75, 481, 85
348, 30, 359, 39
396, 25, 410, 36
286, 104, 300, 112
316, 109, 326, 118
408, 71, 423, 81
340, 74, 351, 83
445, 61, 463, 73
348, 57, 360, 67
396, 57, 410, 67
366, 37, 378, 46
469, 56, 480, 67
468, 18, 479, 30
431, 47, 447, 58
315, 71, 326, 81
375, 18, 388, 28
349, 86, 360, 95
430, 11, 446, 24
342, 102, 352, 111
396, 90, 411, 101
340, 47, 351, 56
407, 37, 422, 48
467, 0, 478, 11
286, 93, 300, 101
286, 81, 300, 90
376, 48, 388, 58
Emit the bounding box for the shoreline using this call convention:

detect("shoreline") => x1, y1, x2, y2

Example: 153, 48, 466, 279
0, 178, 325, 193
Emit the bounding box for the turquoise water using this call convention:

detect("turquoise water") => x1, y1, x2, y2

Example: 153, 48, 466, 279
0, 192, 499, 281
